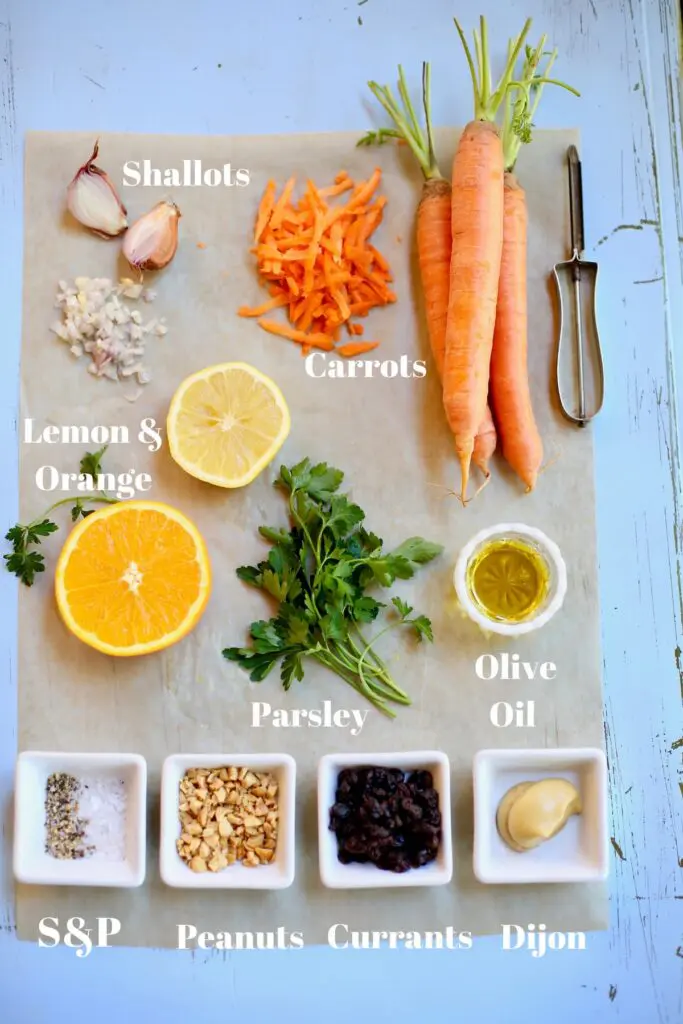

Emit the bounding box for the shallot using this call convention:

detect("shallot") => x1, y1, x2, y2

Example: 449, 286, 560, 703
66, 140, 128, 238
123, 200, 181, 271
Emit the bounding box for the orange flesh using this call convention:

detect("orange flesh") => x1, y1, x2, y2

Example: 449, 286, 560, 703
59, 506, 207, 650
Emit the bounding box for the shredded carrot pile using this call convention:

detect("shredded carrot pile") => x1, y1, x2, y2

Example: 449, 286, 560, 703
238, 169, 394, 357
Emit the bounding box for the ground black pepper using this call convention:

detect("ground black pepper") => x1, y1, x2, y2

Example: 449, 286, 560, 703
329, 765, 442, 872
44, 772, 94, 859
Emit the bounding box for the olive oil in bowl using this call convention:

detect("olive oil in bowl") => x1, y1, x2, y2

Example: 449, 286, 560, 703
466, 537, 550, 624
453, 524, 567, 636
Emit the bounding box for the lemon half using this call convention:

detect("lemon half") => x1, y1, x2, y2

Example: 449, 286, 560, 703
167, 362, 291, 488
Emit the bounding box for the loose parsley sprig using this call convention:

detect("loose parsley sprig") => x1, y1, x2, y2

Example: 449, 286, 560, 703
4, 446, 118, 586
223, 458, 443, 718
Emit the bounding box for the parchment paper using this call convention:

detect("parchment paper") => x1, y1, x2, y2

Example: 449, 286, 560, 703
17, 129, 608, 946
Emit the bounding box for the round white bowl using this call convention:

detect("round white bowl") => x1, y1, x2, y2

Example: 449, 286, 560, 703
453, 523, 567, 637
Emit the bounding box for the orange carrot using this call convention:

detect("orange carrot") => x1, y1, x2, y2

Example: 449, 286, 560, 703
443, 118, 504, 503
415, 177, 451, 378
365, 62, 496, 486
489, 174, 542, 488
489, 36, 576, 491
337, 342, 380, 357
441, 17, 531, 502
472, 402, 497, 481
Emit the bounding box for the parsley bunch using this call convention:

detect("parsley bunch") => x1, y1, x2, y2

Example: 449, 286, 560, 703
4, 446, 117, 586
223, 458, 442, 717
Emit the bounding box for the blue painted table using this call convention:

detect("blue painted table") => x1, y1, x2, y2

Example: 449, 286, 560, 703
0, 1, 681, 1020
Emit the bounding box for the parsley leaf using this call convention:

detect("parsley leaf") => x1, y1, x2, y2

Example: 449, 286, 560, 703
25, 520, 59, 543
281, 652, 305, 690
4, 447, 116, 586
3, 548, 47, 587
3, 520, 58, 586
389, 536, 443, 565
391, 596, 413, 618
410, 615, 434, 643
79, 444, 108, 479
305, 463, 344, 501
353, 595, 383, 622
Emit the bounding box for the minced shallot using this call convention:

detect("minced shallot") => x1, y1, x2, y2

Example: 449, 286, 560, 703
51, 276, 168, 385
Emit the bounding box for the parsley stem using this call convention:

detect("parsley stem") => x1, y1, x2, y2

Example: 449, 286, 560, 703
313, 652, 397, 718
339, 634, 409, 703
351, 624, 389, 673
357, 622, 394, 695
289, 493, 318, 568
30, 494, 117, 527
327, 638, 411, 705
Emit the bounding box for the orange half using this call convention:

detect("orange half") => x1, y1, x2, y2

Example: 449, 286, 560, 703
55, 500, 211, 657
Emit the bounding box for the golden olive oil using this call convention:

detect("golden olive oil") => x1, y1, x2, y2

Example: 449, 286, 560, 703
466, 538, 550, 623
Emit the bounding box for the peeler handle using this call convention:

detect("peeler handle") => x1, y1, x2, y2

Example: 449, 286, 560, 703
567, 145, 585, 261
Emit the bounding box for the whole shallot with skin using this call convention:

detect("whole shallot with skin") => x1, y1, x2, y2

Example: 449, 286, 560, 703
123, 200, 181, 271
66, 141, 128, 238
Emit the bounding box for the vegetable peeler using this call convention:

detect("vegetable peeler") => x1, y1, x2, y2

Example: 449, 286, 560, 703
553, 145, 604, 426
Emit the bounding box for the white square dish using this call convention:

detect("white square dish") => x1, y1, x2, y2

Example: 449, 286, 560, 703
13, 751, 147, 887
318, 750, 452, 889
160, 753, 296, 889
473, 747, 609, 884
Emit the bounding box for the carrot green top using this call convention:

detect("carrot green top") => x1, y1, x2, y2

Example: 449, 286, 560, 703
499, 35, 579, 172
455, 15, 533, 124
359, 63, 443, 181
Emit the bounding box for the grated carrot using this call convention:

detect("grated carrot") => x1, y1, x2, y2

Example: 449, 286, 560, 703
237, 295, 289, 317
254, 180, 277, 243
257, 318, 335, 350
269, 177, 296, 229
336, 342, 380, 357
239, 168, 394, 354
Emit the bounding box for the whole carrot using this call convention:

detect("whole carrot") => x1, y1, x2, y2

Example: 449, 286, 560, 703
491, 38, 578, 490
473, 401, 497, 480
443, 16, 531, 503
362, 63, 496, 482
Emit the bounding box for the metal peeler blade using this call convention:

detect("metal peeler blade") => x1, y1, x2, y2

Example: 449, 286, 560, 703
552, 145, 604, 426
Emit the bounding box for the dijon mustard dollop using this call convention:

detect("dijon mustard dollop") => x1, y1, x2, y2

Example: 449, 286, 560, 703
496, 778, 582, 853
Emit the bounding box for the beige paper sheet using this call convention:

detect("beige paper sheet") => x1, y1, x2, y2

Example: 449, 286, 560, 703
17, 129, 607, 946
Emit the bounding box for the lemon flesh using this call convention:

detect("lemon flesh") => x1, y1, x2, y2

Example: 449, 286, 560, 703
167, 362, 290, 488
